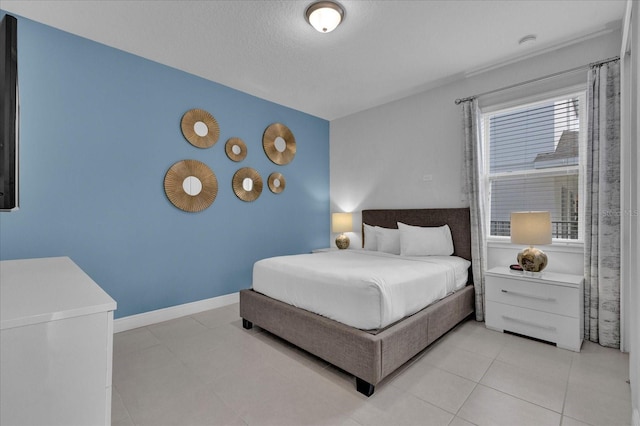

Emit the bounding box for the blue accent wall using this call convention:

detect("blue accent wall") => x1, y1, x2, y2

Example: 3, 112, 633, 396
0, 13, 330, 318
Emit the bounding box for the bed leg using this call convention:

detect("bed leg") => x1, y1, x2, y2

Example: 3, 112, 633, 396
242, 319, 253, 330
356, 378, 375, 397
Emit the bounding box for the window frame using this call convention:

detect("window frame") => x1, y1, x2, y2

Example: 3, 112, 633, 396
480, 85, 587, 244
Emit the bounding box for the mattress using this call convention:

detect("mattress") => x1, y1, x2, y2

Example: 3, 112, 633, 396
252, 250, 470, 330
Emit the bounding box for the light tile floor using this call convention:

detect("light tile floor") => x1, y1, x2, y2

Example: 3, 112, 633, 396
112, 303, 631, 426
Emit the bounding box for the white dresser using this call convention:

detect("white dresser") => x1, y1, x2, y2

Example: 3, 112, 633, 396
1, 257, 117, 426
485, 266, 584, 352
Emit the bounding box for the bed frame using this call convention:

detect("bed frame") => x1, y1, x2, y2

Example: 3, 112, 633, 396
239, 208, 474, 396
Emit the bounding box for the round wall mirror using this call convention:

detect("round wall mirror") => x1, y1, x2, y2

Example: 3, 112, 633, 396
242, 177, 254, 192
268, 172, 286, 194
225, 137, 247, 162
193, 121, 208, 137
181, 109, 220, 148
232, 167, 263, 202
274, 136, 287, 153
164, 160, 218, 212
182, 176, 203, 196
263, 123, 296, 165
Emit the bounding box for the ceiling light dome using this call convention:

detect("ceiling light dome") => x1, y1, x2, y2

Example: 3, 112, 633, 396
305, 1, 345, 33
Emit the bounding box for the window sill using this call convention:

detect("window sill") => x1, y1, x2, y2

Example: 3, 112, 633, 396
487, 237, 584, 254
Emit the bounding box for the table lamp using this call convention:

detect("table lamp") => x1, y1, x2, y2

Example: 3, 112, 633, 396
510, 211, 552, 272
332, 212, 353, 249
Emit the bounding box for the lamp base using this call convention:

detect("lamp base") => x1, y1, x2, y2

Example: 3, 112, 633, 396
335, 233, 350, 250
517, 246, 548, 272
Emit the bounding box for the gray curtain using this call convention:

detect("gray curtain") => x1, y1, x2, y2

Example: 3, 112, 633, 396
461, 99, 486, 321
584, 60, 621, 348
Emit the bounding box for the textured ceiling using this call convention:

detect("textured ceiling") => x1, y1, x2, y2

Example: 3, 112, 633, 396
1, 0, 628, 120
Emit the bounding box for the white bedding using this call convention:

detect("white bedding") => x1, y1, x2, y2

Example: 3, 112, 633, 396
252, 250, 471, 330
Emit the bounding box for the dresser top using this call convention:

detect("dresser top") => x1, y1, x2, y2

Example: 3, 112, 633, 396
1, 257, 116, 330
485, 266, 584, 287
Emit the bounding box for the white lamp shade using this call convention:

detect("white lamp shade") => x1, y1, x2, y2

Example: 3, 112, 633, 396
510, 211, 552, 245
306, 1, 344, 33
332, 212, 353, 233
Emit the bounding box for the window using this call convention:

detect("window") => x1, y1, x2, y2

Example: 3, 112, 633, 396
482, 90, 585, 241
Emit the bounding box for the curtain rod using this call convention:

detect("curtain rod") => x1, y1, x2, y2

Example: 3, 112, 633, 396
454, 56, 620, 105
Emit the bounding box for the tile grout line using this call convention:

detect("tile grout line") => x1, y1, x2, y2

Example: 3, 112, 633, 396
559, 353, 574, 425
473, 338, 569, 421
447, 337, 500, 424
111, 383, 135, 426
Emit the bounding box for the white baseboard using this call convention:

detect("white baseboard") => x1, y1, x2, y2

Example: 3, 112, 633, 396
113, 292, 239, 333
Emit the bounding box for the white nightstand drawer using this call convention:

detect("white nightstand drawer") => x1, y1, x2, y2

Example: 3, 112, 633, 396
485, 301, 582, 351
485, 275, 579, 318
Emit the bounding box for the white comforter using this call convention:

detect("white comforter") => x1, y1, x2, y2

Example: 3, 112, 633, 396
252, 250, 470, 330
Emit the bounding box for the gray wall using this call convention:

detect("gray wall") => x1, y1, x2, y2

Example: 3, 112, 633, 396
330, 30, 620, 273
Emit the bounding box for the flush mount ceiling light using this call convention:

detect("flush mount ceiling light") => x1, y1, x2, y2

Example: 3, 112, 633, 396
305, 1, 345, 33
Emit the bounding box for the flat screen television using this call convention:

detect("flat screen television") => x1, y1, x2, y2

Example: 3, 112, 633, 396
0, 13, 19, 211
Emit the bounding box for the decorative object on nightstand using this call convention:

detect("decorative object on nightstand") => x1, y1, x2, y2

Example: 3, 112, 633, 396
510, 211, 552, 272
332, 212, 352, 249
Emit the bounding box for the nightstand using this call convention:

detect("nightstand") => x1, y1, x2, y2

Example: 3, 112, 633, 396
311, 248, 338, 253
484, 266, 584, 351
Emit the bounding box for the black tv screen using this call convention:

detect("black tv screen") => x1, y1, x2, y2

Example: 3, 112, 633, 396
0, 13, 19, 211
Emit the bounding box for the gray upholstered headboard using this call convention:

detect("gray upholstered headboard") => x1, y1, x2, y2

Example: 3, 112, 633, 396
361, 208, 472, 261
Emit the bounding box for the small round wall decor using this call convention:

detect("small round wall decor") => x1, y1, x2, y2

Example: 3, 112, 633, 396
164, 160, 218, 212
268, 172, 286, 194
181, 109, 220, 148
225, 137, 247, 162
263, 123, 296, 165
232, 167, 263, 202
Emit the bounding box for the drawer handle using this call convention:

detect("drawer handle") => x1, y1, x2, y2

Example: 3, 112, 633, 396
501, 289, 556, 302
502, 315, 557, 332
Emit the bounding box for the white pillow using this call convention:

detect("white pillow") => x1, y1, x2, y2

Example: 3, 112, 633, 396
376, 227, 401, 255
363, 223, 378, 251
397, 222, 454, 256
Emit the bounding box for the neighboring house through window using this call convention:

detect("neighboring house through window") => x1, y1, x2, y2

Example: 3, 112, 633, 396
482, 89, 586, 241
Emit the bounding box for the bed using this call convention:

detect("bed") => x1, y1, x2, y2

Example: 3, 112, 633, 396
239, 208, 474, 396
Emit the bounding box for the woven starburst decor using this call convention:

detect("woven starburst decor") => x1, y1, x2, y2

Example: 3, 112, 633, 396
164, 160, 218, 212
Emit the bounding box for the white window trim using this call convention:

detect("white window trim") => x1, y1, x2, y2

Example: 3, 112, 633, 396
487, 237, 584, 255
481, 86, 587, 244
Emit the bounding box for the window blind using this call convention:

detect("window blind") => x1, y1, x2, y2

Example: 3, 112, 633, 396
484, 95, 583, 240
